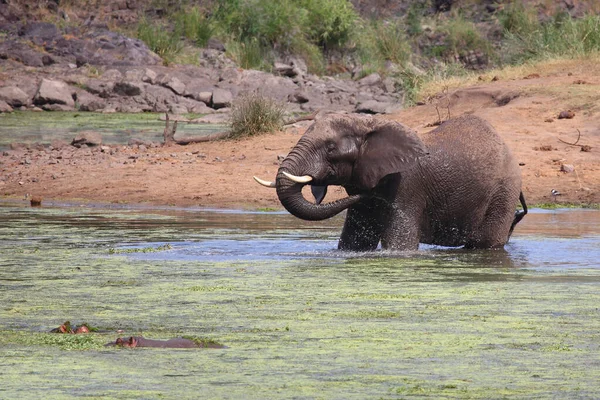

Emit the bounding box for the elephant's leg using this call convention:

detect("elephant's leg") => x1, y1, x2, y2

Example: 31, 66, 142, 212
380, 204, 421, 251
338, 202, 385, 251
464, 191, 519, 249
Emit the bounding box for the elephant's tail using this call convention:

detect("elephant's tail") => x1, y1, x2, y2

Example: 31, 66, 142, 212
508, 192, 528, 239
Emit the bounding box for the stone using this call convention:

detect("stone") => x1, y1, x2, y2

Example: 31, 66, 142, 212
560, 164, 575, 173
72, 131, 102, 147
355, 100, 401, 114
558, 110, 575, 119
288, 90, 310, 104
113, 81, 143, 96
0, 86, 31, 107
74, 90, 105, 112
358, 73, 382, 87
169, 104, 188, 115
83, 79, 114, 98
142, 68, 157, 84
43, 103, 75, 111
274, 62, 296, 77
34, 79, 75, 107
206, 38, 226, 52
0, 100, 13, 113
162, 76, 186, 95
103, 69, 123, 81
211, 88, 232, 109
197, 91, 213, 105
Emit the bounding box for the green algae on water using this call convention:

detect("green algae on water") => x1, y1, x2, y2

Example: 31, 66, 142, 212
1, 205, 600, 399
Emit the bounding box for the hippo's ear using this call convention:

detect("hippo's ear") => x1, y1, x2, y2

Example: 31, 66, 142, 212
353, 120, 428, 189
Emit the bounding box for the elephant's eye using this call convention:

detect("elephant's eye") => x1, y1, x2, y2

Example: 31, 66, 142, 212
326, 142, 336, 154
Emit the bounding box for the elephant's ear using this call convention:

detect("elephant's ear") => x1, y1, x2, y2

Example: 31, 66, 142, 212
353, 121, 428, 189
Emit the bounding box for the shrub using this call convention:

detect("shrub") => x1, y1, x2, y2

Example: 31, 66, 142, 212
229, 92, 285, 138
300, 0, 358, 50
136, 19, 182, 65
442, 15, 494, 60
502, 13, 600, 64
215, 0, 306, 52
497, 1, 539, 36
174, 6, 214, 47
372, 19, 411, 66
226, 38, 273, 71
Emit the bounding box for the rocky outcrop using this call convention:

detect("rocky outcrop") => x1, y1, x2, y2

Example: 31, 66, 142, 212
34, 79, 75, 109
0, 21, 405, 116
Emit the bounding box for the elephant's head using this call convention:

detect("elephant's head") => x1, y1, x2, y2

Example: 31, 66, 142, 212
254, 114, 427, 221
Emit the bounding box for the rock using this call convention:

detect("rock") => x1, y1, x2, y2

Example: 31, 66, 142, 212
274, 62, 296, 77
560, 164, 575, 173
113, 81, 143, 96
197, 91, 213, 105
142, 68, 157, 84
188, 102, 212, 114
74, 90, 105, 112
103, 69, 123, 81
19, 22, 60, 42
0, 86, 31, 107
558, 110, 575, 119
211, 88, 232, 109
288, 90, 310, 104
43, 103, 75, 111
51, 139, 69, 149
219, 68, 242, 84
34, 79, 75, 107
161, 75, 186, 95
72, 131, 102, 147
191, 113, 230, 124
169, 104, 188, 115
382, 78, 397, 94
355, 100, 400, 114
206, 38, 226, 52
0, 40, 44, 67
358, 73, 382, 87
83, 79, 114, 98
0, 100, 13, 113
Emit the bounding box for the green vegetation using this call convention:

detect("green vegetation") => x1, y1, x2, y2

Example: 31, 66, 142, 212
1, 206, 599, 397
502, 12, 600, 64
130, 1, 600, 103
229, 92, 285, 138
136, 19, 183, 65
108, 244, 173, 254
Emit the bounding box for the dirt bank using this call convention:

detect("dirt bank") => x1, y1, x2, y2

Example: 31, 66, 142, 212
1, 66, 599, 210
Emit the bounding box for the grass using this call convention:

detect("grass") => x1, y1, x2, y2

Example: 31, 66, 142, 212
229, 92, 285, 138
173, 6, 213, 47
502, 12, 600, 64
413, 54, 600, 103
112, 1, 600, 107
136, 19, 182, 65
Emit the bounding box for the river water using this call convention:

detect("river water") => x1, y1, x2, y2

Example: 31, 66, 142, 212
0, 204, 599, 399
0, 111, 225, 149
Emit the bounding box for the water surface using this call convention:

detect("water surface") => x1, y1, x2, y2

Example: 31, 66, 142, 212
0, 112, 225, 149
0, 205, 599, 399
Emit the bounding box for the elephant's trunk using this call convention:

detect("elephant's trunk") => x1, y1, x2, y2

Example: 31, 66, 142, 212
276, 159, 362, 221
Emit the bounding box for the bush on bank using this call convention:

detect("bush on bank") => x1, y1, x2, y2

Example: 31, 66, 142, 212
134, 0, 600, 105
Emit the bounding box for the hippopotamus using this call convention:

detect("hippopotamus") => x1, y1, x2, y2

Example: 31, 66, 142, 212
50, 321, 90, 334
105, 336, 225, 349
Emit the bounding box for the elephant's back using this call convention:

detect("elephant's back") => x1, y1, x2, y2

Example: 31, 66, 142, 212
415, 114, 522, 244
422, 115, 505, 154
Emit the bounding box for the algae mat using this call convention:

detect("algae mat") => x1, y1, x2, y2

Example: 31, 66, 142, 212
0, 205, 599, 399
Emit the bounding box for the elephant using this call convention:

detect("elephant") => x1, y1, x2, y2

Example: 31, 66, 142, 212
254, 113, 527, 251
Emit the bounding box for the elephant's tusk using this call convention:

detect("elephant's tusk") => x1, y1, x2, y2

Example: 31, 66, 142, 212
282, 171, 313, 183
253, 176, 276, 188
